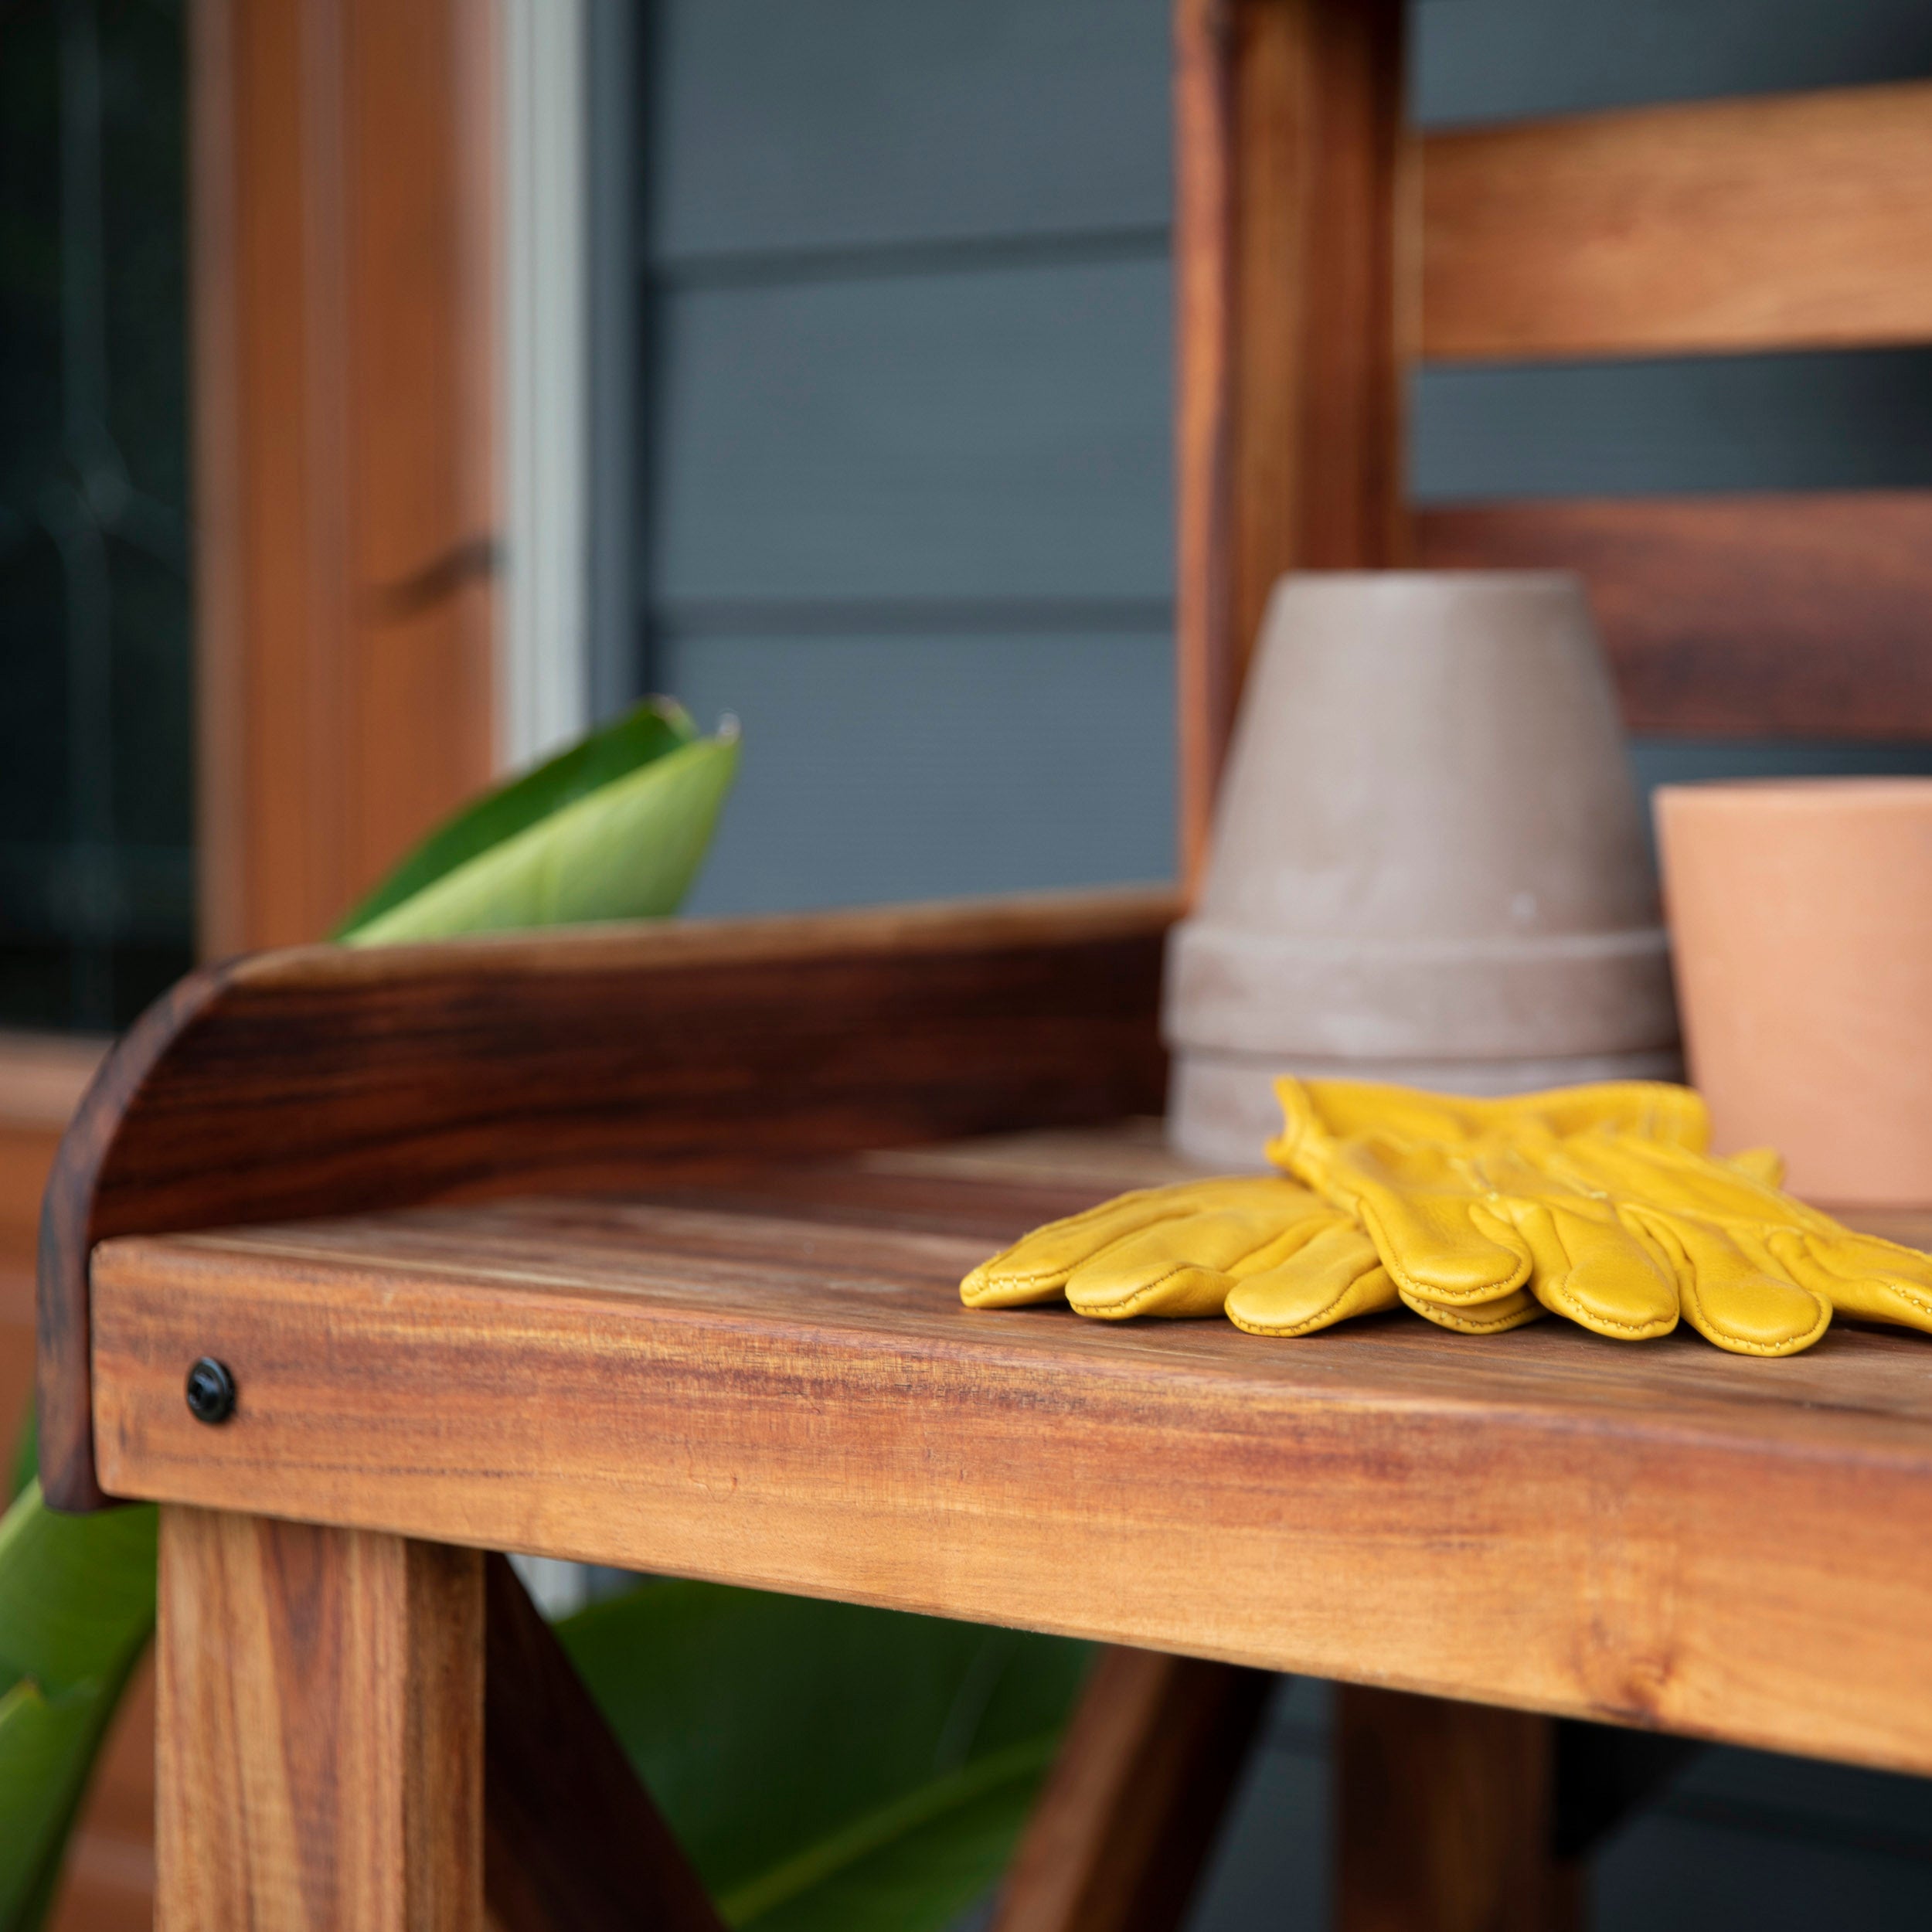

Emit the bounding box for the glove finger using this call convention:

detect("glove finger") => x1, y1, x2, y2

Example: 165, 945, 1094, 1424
1361, 1182, 1532, 1308
1773, 1228, 1932, 1336
1631, 1209, 1830, 1356
1477, 1197, 1677, 1342
1726, 1145, 1787, 1189
1069, 1202, 1342, 1321
1270, 1102, 1520, 1311
960, 1179, 1296, 1307
1400, 1282, 1545, 1335
1225, 1221, 1397, 1335
1554, 1132, 1782, 1228
1284, 1077, 1709, 1151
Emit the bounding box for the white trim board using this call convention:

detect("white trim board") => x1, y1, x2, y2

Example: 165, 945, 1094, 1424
500, 0, 591, 773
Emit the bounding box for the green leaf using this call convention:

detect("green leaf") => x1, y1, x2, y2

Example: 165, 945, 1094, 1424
721, 1739, 1055, 1932
0, 1645, 149, 1932
556, 1580, 1090, 1931
332, 697, 700, 940
342, 732, 739, 948
6, 1405, 31, 1508
0, 1486, 156, 1928
0, 1485, 156, 1696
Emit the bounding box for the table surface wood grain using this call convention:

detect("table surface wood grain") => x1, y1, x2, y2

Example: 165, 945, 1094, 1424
92, 1123, 1932, 1778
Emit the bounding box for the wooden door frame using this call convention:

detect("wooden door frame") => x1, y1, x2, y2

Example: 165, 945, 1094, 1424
189, 0, 502, 959
2, 9, 504, 1925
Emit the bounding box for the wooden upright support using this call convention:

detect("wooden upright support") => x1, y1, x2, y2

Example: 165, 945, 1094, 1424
157, 1508, 485, 1932
1174, 4, 1571, 1926
191, 0, 499, 954
1173, 0, 1408, 887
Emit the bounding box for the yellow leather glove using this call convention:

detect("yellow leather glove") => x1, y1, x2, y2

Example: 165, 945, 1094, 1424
959, 1176, 1536, 1335
1270, 1077, 1932, 1356
961, 1177, 1396, 1332
1534, 1127, 1932, 1355
1267, 1080, 1691, 1342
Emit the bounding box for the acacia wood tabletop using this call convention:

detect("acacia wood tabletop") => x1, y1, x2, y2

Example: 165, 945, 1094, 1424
89, 1124, 1932, 1782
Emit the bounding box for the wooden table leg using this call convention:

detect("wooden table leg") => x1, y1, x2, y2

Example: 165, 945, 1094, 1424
992, 1648, 1271, 1932
1336, 1687, 1579, 1932
481, 1553, 725, 1932
157, 1505, 485, 1932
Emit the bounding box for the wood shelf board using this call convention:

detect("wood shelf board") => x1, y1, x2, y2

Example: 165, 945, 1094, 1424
89, 1128, 1932, 1777
1420, 79, 1932, 363
39, 887, 1172, 1512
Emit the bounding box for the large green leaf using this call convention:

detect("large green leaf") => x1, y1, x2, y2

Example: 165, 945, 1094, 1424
556, 1580, 1091, 1930
0, 1485, 157, 1930
6, 1410, 31, 1508
342, 732, 739, 947
332, 697, 700, 939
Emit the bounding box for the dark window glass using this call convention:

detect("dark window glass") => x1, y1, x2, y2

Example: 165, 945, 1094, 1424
0, 0, 193, 1032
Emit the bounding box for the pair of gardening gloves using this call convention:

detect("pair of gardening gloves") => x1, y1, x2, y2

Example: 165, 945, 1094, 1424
961, 1079, 1932, 1358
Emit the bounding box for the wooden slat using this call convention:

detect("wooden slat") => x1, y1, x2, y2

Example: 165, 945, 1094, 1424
482, 1554, 723, 1932
1417, 494, 1932, 738
191, 0, 498, 957
39, 890, 1170, 1511
990, 1649, 1270, 1932
156, 1508, 484, 1932
1423, 80, 1932, 364
1174, 0, 1407, 889
91, 1180, 1932, 1774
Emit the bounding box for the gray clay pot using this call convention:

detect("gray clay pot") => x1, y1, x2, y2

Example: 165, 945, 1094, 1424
1165, 570, 1680, 1169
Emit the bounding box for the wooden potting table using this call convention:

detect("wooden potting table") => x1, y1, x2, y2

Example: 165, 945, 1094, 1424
36, 892, 1932, 1930
41, 0, 1932, 1918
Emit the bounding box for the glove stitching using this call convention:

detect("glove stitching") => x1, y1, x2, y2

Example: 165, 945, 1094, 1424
1226, 1262, 1384, 1335
1538, 1277, 1676, 1338
1097, 1231, 1352, 1319
1681, 1315, 1829, 1357
1631, 1210, 1835, 1355
1073, 1261, 1223, 1319
961, 1261, 1071, 1301
1230, 1273, 1387, 1336
1531, 1224, 1676, 1339
1675, 1273, 1832, 1358
1400, 1292, 1538, 1335
1370, 1197, 1531, 1306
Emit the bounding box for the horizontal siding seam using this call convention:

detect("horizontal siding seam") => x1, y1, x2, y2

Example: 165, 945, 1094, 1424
658, 597, 1175, 640
651, 222, 1172, 291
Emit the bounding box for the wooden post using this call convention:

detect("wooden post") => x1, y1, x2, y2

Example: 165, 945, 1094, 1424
1337, 1688, 1579, 1932
192, 0, 500, 954
1173, 0, 1409, 890
157, 1506, 485, 1932
1174, 5, 1573, 1926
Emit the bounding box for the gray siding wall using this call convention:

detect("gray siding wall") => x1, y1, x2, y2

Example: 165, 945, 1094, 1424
645, 0, 1177, 914
637, 2, 1932, 1924
639, 0, 1932, 923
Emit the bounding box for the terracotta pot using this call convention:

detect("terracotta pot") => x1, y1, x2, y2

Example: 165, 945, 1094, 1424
1655, 779, 1932, 1207
1166, 571, 1679, 1168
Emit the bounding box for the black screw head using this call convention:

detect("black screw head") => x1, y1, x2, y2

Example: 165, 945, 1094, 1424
185, 1356, 237, 1425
